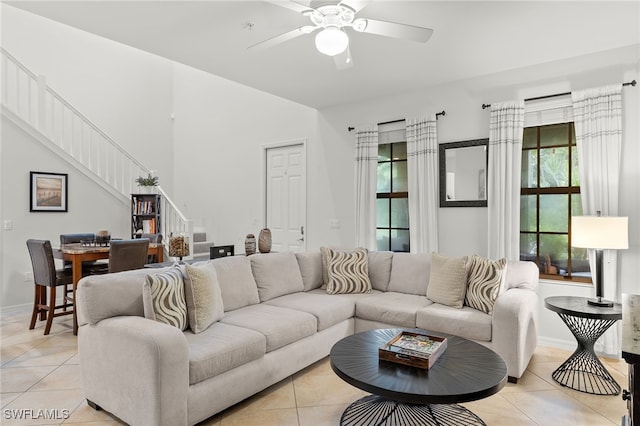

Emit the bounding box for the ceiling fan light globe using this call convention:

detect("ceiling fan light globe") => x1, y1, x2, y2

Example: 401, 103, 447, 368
315, 27, 349, 56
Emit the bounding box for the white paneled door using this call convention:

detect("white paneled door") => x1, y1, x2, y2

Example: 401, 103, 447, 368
265, 143, 306, 252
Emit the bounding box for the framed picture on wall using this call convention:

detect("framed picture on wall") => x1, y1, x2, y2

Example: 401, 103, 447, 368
30, 171, 68, 212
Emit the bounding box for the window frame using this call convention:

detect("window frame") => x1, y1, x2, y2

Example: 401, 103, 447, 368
520, 122, 591, 283
376, 141, 410, 252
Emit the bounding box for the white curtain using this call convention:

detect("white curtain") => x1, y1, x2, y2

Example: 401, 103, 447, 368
572, 84, 623, 356
488, 101, 525, 260
354, 126, 378, 250
406, 116, 439, 253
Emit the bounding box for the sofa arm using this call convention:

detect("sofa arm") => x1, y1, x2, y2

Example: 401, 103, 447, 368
78, 316, 189, 426
491, 288, 539, 380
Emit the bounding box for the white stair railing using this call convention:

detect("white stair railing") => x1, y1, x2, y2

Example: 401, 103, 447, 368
1, 47, 193, 257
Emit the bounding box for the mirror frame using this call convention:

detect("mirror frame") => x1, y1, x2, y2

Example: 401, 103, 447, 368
439, 138, 489, 207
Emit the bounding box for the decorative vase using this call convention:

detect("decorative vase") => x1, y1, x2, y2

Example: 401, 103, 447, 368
258, 228, 272, 253
245, 234, 256, 256
169, 233, 190, 262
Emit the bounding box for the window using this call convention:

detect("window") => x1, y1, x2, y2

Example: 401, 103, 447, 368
376, 123, 409, 252
520, 122, 590, 282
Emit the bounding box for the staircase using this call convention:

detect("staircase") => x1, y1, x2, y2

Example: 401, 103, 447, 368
1, 47, 194, 256
192, 229, 215, 261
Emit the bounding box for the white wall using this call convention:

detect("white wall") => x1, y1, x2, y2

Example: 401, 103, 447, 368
1, 5, 175, 192
170, 63, 318, 252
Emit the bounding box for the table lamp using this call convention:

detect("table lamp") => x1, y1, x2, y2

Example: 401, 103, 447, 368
571, 213, 628, 307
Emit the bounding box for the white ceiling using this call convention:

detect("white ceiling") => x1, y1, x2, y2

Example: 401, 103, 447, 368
5, 1, 640, 109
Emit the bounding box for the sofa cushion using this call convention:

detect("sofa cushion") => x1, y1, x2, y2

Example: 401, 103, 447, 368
367, 251, 393, 292
295, 251, 323, 291
387, 253, 430, 295
182, 263, 224, 333
356, 292, 433, 328
426, 253, 468, 308
220, 304, 317, 352
416, 303, 492, 342
325, 247, 372, 295
211, 257, 260, 311
142, 267, 188, 331
184, 322, 266, 385
264, 292, 355, 331
250, 252, 305, 302
464, 255, 507, 315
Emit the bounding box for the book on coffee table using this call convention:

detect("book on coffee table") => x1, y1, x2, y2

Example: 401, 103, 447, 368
379, 331, 447, 369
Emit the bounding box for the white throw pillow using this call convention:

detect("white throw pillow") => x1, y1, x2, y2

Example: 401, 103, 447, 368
426, 253, 468, 309
183, 262, 224, 333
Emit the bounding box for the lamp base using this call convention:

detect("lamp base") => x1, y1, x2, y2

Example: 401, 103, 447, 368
587, 297, 614, 308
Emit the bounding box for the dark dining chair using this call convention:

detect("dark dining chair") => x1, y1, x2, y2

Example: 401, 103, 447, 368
26, 239, 74, 335
59, 233, 109, 273
109, 239, 150, 273
141, 233, 163, 264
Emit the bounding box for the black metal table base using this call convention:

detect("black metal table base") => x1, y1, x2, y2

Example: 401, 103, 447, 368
340, 395, 485, 426
552, 313, 620, 395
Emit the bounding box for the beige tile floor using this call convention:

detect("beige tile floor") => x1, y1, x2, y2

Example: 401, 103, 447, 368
1, 305, 629, 426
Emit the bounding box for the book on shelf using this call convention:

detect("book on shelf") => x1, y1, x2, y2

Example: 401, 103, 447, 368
142, 218, 156, 234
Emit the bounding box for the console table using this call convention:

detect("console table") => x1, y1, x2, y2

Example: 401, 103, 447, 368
622, 294, 640, 426
545, 296, 622, 395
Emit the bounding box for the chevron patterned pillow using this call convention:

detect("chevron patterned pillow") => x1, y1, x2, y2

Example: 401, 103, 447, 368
464, 255, 507, 315
325, 247, 372, 295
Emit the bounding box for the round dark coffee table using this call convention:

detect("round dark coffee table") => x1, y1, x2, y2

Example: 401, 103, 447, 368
330, 328, 507, 426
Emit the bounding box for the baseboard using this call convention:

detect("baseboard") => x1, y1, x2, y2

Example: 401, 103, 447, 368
538, 335, 621, 359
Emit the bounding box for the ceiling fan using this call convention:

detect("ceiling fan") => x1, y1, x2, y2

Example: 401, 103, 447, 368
249, 0, 433, 69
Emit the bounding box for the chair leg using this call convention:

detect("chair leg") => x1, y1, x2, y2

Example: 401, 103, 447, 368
62, 284, 69, 311
29, 285, 41, 330
39, 285, 47, 321
44, 286, 56, 335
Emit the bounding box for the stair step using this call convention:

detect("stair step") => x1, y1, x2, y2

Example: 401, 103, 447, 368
193, 232, 207, 243
193, 241, 214, 254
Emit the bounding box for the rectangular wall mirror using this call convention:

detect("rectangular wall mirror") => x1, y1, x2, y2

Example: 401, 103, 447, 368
439, 138, 488, 207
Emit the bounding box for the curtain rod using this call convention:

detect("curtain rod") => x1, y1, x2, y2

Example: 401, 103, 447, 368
348, 111, 446, 132
481, 80, 637, 110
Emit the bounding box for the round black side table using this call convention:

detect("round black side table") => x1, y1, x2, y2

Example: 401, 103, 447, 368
544, 296, 622, 395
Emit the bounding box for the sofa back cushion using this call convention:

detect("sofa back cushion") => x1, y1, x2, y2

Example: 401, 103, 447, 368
295, 251, 323, 291
212, 256, 260, 311
250, 252, 305, 302
387, 253, 431, 295
367, 251, 393, 291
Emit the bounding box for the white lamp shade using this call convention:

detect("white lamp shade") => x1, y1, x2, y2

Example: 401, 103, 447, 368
571, 216, 629, 249
315, 27, 349, 56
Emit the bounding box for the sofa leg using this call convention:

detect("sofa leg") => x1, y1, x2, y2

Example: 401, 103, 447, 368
507, 376, 518, 384
87, 400, 102, 411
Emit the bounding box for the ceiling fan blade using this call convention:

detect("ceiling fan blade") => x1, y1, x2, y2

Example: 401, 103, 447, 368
248, 26, 312, 50
339, 0, 370, 13
359, 18, 433, 43
265, 0, 312, 14
334, 46, 354, 70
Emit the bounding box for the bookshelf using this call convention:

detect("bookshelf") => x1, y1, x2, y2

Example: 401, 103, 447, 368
131, 194, 161, 238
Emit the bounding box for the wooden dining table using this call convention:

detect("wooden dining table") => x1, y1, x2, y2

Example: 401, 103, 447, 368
54, 242, 164, 335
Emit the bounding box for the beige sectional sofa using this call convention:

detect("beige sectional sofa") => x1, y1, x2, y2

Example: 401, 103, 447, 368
76, 250, 539, 426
